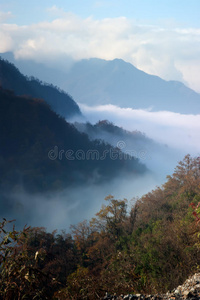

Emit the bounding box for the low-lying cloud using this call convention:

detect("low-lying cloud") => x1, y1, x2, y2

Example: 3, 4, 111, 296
9, 104, 199, 231
2, 102, 199, 231
2, 172, 157, 232
1, 5, 200, 230
79, 103, 200, 156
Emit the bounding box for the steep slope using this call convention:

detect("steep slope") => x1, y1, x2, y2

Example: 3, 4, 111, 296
0, 57, 80, 119
1, 155, 199, 299
62, 58, 200, 114
75, 120, 155, 153
0, 52, 67, 89
0, 87, 147, 197
74, 120, 181, 180
2, 53, 200, 114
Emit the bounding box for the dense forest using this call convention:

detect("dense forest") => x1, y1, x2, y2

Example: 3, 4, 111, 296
0, 155, 200, 299
74, 120, 156, 155
0, 58, 81, 119
75, 120, 150, 143
0, 87, 145, 194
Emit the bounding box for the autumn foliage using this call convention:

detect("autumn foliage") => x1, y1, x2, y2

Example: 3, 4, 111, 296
0, 154, 200, 299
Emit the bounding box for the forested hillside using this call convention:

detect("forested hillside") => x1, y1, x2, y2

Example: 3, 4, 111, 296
0, 58, 81, 118
75, 120, 156, 154
0, 155, 200, 299
0, 87, 145, 195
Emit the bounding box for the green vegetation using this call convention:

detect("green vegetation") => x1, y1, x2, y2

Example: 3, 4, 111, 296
0, 155, 200, 299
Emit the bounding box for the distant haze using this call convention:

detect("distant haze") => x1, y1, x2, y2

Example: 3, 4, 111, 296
61, 58, 200, 114
1, 1, 200, 233
2, 53, 200, 114
1, 3, 200, 93
1, 53, 200, 232
79, 103, 200, 157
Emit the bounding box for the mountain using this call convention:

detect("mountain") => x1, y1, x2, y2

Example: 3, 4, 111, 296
74, 120, 181, 179
75, 120, 155, 152
0, 87, 147, 196
74, 120, 159, 165
62, 58, 200, 114
0, 52, 67, 89
0, 57, 80, 119
2, 53, 200, 114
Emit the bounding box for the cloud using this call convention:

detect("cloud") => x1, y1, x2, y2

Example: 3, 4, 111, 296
0, 9, 200, 91
79, 103, 200, 156
0, 11, 12, 23
2, 169, 159, 231
47, 5, 68, 17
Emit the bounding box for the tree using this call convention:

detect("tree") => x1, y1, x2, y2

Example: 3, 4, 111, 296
90, 195, 128, 242
0, 219, 58, 299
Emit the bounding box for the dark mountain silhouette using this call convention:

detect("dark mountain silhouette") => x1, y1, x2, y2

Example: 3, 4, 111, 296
0, 87, 147, 198
0, 52, 68, 89
2, 53, 200, 114
62, 58, 200, 114
0, 57, 80, 119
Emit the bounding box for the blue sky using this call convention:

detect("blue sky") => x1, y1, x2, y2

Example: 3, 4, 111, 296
0, 0, 200, 92
1, 0, 200, 26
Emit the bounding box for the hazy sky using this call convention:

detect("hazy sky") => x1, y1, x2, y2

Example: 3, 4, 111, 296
0, 0, 200, 92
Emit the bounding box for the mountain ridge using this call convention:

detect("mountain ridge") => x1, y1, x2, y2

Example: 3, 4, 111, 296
0, 57, 81, 119
62, 57, 200, 114
1, 52, 199, 114
0, 85, 149, 222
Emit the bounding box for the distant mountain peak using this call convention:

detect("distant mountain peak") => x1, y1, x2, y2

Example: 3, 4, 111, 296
63, 58, 200, 114
1, 53, 199, 114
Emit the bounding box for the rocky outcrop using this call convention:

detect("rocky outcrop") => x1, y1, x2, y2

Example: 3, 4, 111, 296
102, 273, 200, 299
